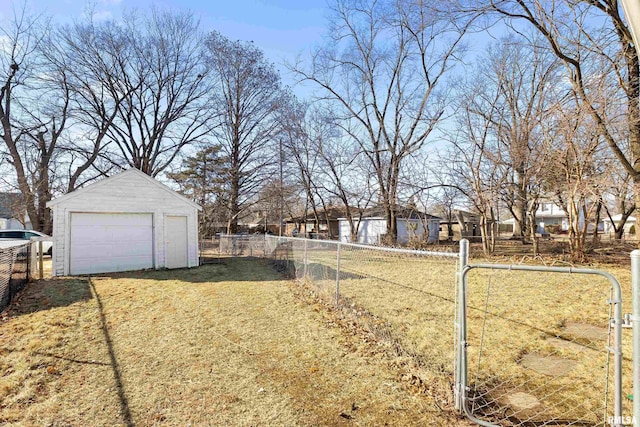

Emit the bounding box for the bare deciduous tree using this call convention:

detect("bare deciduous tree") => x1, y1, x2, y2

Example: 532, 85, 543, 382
279, 101, 325, 232
448, 75, 505, 255
292, 0, 470, 243
60, 9, 212, 178
479, 36, 559, 245
544, 91, 608, 259
205, 31, 285, 234
481, 0, 640, 245
0, 7, 62, 233
603, 171, 635, 239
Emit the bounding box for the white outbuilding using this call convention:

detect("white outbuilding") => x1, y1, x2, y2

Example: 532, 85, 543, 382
46, 169, 201, 276
338, 207, 441, 245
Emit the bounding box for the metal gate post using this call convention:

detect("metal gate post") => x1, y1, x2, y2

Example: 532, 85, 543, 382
632, 250, 640, 423
455, 239, 469, 412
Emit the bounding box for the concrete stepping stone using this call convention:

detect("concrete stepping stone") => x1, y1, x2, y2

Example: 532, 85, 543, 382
546, 337, 597, 353
519, 353, 576, 376
506, 391, 541, 411
563, 322, 608, 342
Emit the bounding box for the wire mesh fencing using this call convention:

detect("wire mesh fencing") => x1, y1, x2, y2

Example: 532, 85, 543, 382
199, 235, 267, 264
221, 234, 463, 405
460, 264, 627, 427
0, 242, 31, 313
216, 235, 631, 426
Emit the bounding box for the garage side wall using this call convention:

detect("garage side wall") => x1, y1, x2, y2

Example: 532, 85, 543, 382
50, 172, 198, 276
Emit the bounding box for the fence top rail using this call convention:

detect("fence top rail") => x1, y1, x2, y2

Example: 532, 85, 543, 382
267, 235, 459, 259
465, 263, 622, 300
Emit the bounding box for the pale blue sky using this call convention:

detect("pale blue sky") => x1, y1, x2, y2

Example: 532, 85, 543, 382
0, 0, 329, 90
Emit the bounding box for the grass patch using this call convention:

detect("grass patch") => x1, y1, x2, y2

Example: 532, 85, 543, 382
0, 258, 461, 426
281, 242, 634, 425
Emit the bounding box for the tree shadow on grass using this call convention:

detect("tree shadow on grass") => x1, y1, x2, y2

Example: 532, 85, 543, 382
88, 278, 134, 427
3, 277, 133, 426
4, 277, 92, 317
90, 256, 293, 283
83, 256, 371, 285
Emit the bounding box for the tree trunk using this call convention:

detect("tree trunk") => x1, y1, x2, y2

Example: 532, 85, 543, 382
592, 200, 602, 245
227, 186, 239, 234
512, 180, 527, 241
528, 212, 538, 257
479, 213, 490, 256
382, 191, 398, 245
634, 182, 640, 242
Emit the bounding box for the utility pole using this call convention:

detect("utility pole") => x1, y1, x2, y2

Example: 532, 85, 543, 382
279, 138, 284, 236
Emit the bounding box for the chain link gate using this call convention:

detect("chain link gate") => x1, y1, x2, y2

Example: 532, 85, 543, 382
456, 240, 626, 427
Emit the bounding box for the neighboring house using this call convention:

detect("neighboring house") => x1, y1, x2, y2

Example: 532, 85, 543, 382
501, 203, 568, 234
0, 193, 29, 230
501, 202, 607, 234
338, 206, 441, 245
535, 202, 569, 233
237, 210, 280, 234
603, 214, 636, 235
285, 206, 349, 239
438, 210, 488, 241
46, 169, 201, 276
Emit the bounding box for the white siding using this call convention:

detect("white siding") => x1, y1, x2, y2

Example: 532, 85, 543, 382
359, 219, 386, 244
48, 170, 199, 276
338, 220, 351, 242
339, 218, 385, 244
339, 217, 440, 245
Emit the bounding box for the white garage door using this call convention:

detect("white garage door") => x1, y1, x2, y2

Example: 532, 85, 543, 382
70, 213, 153, 275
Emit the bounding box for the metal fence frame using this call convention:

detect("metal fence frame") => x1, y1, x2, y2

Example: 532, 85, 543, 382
0, 242, 31, 313
458, 240, 625, 426
259, 234, 462, 303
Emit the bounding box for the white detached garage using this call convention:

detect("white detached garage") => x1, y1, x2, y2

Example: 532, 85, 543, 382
46, 169, 201, 276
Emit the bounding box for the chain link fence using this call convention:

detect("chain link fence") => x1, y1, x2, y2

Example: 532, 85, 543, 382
213, 235, 630, 426
199, 235, 266, 264
216, 234, 463, 406
0, 242, 31, 313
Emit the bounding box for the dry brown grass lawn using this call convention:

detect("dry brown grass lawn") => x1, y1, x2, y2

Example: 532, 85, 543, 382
0, 258, 466, 426
294, 245, 634, 425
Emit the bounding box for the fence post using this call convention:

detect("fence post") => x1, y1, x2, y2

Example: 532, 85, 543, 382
29, 241, 35, 278
632, 250, 640, 423
38, 241, 43, 280
335, 241, 341, 307
303, 238, 308, 279
455, 239, 469, 413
